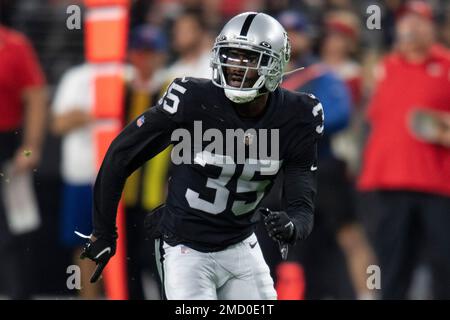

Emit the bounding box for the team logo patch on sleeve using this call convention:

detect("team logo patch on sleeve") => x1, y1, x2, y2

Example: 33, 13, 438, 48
137, 115, 145, 127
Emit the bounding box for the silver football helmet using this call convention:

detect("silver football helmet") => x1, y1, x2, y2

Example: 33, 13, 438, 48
211, 12, 291, 103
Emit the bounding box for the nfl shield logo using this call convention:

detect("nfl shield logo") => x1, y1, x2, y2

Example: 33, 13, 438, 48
137, 115, 145, 127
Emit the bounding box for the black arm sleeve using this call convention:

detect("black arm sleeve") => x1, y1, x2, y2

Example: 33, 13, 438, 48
284, 141, 318, 243
283, 94, 324, 243
92, 106, 177, 239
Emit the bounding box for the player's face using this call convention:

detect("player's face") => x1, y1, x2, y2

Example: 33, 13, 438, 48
221, 48, 260, 88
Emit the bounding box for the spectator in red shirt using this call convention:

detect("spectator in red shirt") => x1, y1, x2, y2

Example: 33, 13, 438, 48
0, 24, 48, 299
0, 25, 47, 172
358, 1, 450, 299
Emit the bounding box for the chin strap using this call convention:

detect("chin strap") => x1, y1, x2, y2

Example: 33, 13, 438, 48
282, 66, 305, 77
224, 88, 259, 104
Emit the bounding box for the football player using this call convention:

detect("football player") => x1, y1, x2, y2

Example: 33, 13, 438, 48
80, 12, 324, 300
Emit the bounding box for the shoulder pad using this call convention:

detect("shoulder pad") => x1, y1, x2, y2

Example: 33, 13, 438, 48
293, 92, 325, 137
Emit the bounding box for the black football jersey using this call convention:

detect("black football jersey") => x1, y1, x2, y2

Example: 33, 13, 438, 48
92, 77, 324, 252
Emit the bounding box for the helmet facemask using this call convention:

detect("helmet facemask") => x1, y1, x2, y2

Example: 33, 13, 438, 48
211, 41, 286, 103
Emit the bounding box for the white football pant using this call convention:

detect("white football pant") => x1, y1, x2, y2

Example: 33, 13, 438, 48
155, 233, 277, 300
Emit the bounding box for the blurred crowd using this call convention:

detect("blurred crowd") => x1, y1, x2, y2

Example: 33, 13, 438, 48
0, 0, 449, 300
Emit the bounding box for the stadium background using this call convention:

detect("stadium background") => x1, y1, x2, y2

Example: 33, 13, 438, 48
0, 0, 449, 299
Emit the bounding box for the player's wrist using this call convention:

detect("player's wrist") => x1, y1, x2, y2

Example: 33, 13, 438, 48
280, 217, 296, 243
286, 222, 297, 244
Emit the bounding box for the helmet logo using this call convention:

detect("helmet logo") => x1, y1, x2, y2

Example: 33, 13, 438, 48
260, 41, 272, 49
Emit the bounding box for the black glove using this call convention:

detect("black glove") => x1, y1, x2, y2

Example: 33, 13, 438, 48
80, 236, 116, 283
261, 208, 295, 243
